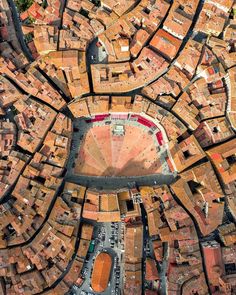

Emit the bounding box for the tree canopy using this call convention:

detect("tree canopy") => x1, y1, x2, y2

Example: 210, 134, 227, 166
14, 0, 34, 12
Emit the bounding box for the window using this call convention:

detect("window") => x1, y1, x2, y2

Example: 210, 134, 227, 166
126, 200, 134, 211
227, 155, 236, 165
29, 116, 36, 124
143, 7, 151, 15
43, 240, 51, 248
212, 126, 219, 133
187, 180, 201, 194
79, 8, 89, 18
71, 197, 78, 203
138, 65, 143, 71
183, 150, 191, 159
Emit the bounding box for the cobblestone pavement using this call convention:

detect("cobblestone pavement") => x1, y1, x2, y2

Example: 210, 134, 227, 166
66, 117, 177, 190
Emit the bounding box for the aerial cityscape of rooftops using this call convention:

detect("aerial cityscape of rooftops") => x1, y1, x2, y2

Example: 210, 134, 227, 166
0, 0, 236, 294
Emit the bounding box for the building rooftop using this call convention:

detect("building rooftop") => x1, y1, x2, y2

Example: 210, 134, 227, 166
0, 0, 236, 293
91, 252, 112, 293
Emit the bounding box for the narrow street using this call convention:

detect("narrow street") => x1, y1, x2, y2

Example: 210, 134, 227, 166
7, 0, 34, 62
3, 1, 225, 295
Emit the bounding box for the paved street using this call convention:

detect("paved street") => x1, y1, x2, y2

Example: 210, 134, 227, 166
71, 221, 124, 295
65, 173, 176, 190
4, 0, 226, 294
87, 38, 108, 64
7, 0, 34, 62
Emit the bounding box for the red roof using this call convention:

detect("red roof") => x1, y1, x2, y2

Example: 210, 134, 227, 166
166, 157, 175, 173
202, 243, 224, 284
91, 252, 112, 293
145, 258, 159, 281
150, 29, 182, 60
86, 114, 110, 123
156, 131, 163, 145
27, 2, 43, 19
20, 11, 29, 21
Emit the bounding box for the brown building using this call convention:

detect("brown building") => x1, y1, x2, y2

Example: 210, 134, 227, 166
91, 252, 112, 293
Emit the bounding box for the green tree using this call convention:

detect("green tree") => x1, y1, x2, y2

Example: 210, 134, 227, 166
14, 0, 34, 12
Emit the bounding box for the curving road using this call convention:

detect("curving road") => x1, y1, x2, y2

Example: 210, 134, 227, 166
5, 1, 213, 295
65, 174, 176, 191
7, 0, 34, 62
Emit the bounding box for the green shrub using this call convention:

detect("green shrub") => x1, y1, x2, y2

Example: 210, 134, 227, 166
14, 0, 34, 12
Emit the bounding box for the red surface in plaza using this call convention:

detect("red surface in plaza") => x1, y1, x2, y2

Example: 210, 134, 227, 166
74, 124, 163, 176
